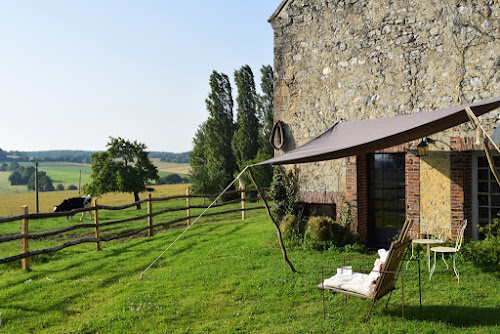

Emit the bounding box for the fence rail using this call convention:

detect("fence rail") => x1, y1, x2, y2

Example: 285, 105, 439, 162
0, 187, 269, 269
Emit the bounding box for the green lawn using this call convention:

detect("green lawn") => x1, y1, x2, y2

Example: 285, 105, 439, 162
0, 209, 499, 333
0, 162, 187, 195
0, 172, 26, 194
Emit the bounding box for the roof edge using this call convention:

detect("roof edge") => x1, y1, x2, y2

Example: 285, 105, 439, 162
268, 0, 292, 22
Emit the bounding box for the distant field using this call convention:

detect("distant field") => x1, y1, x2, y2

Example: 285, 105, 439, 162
0, 172, 26, 194
0, 183, 191, 217
0, 161, 191, 196
151, 159, 190, 175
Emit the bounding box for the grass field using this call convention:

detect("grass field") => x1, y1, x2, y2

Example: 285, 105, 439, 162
0, 161, 191, 197
0, 208, 499, 333
0, 184, 192, 217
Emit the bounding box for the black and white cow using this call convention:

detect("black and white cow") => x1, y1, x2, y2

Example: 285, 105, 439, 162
53, 195, 93, 221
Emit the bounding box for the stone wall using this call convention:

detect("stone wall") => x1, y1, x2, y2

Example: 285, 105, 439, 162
270, 0, 500, 199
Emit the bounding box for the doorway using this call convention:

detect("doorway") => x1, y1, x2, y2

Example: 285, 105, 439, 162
368, 153, 406, 248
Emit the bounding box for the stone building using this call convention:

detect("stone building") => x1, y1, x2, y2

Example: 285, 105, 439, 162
268, 0, 500, 247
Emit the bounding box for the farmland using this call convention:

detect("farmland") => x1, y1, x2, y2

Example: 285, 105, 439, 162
0, 160, 191, 215
0, 184, 191, 217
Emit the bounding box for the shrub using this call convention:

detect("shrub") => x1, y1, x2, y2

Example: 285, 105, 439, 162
304, 216, 360, 251
270, 166, 297, 221
67, 185, 78, 190
306, 216, 334, 242
461, 219, 500, 268
280, 214, 300, 237
279, 214, 302, 247
56, 184, 65, 191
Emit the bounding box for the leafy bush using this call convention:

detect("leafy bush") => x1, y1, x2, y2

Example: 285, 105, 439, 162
56, 184, 65, 191
306, 216, 333, 242
279, 214, 302, 247
67, 185, 78, 190
302, 216, 361, 251
270, 166, 297, 221
461, 219, 500, 268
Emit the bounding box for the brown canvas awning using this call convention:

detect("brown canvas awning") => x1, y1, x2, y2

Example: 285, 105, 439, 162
255, 97, 500, 166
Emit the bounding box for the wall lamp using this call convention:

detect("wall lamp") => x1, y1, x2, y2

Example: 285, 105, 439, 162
417, 137, 452, 157
417, 138, 429, 157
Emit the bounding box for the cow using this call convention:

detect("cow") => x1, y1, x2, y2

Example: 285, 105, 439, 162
53, 195, 93, 221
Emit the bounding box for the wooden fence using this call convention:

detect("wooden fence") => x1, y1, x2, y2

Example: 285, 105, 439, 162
0, 187, 269, 270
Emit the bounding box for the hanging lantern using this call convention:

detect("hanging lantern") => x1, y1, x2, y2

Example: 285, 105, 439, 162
417, 138, 429, 157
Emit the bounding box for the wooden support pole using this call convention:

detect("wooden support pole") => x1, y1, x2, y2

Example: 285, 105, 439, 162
186, 187, 191, 226
465, 106, 500, 187
147, 193, 153, 237
21, 205, 29, 270
248, 167, 296, 273
94, 198, 100, 251
240, 179, 246, 220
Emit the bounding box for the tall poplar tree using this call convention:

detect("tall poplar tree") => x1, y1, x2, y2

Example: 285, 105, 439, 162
190, 71, 236, 194
232, 65, 259, 169
258, 65, 274, 157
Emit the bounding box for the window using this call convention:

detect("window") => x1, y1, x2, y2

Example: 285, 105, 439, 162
475, 156, 500, 239
368, 153, 406, 247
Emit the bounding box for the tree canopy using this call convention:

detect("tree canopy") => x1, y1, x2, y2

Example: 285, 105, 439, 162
84, 137, 159, 209
190, 70, 236, 195
258, 65, 274, 157
190, 65, 275, 193
28, 171, 55, 192
232, 65, 260, 170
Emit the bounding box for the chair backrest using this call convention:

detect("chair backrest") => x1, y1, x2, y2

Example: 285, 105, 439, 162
373, 218, 413, 300
454, 220, 468, 251
420, 210, 450, 240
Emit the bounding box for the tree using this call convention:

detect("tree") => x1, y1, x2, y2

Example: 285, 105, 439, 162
0, 148, 7, 161
190, 125, 210, 194
190, 70, 236, 195
8, 171, 22, 185
84, 137, 159, 209
56, 184, 65, 191
232, 65, 260, 170
28, 171, 54, 192
8, 162, 19, 171
257, 65, 274, 157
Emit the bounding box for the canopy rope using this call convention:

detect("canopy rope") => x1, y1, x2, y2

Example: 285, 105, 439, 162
138, 166, 249, 280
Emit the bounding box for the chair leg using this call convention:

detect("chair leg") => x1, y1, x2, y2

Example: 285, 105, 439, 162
385, 291, 393, 308
406, 242, 415, 270
322, 289, 326, 320
441, 252, 449, 269
364, 300, 376, 323
453, 253, 460, 283
430, 251, 437, 280
418, 259, 422, 308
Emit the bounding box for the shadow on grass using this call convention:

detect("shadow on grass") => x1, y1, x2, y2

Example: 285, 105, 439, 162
386, 304, 500, 327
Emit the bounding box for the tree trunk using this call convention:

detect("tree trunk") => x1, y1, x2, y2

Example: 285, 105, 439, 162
134, 192, 141, 210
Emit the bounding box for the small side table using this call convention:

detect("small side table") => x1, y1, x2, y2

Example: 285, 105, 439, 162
406, 238, 445, 277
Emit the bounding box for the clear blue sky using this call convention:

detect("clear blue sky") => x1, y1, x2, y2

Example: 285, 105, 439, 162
0, 0, 281, 153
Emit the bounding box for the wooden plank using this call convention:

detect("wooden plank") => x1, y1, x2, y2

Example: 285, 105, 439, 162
21, 205, 29, 270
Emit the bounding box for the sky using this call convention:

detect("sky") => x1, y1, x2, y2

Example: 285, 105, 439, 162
0, 0, 281, 153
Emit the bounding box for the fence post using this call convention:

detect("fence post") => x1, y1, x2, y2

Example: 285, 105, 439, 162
21, 205, 29, 270
240, 179, 246, 220
94, 198, 100, 251
186, 187, 191, 226
148, 193, 153, 237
